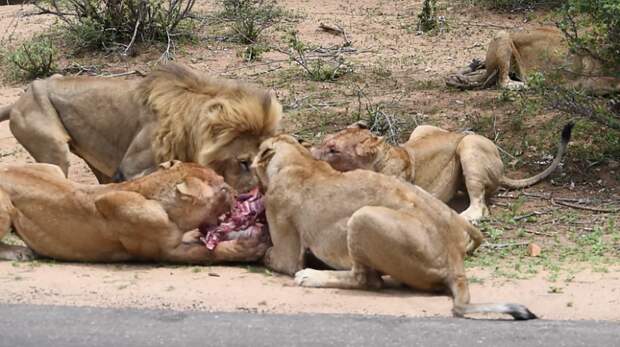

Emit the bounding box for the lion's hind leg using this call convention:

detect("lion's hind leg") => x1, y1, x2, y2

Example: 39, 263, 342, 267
0, 189, 35, 261
486, 31, 526, 90
295, 206, 447, 292
8, 80, 72, 176
456, 135, 504, 223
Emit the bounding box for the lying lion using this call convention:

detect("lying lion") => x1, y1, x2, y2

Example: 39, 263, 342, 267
252, 135, 536, 320
446, 26, 620, 95
312, 122, 573, 222
0, 63, 282, 192
0, 161, 268, 263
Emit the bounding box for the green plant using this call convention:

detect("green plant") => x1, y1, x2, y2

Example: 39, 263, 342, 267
34, 0, 197, 54
461, 0, 562, 11
284, 30, 352, 81
238, 43, 269, 62
417, 0, 438, 32
7, 35, 57, 80
217, 0, 284, 44
558, 0, 620, 74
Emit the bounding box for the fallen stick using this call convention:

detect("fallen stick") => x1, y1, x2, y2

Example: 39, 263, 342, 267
102, 70, 145, 78
460, 21, 512, 30
318, 23, 351, 46
482, 241, 529, 249
319, 23, 344, 36
551, 199, 620, 213
512, 209, 555, 222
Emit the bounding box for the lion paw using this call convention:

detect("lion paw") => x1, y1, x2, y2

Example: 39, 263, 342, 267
294, 268, 328, 288
505, 80, 527, 91
0, 246, 36, 261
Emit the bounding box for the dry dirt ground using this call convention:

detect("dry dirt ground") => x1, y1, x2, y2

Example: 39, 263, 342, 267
0, 1, 619, 320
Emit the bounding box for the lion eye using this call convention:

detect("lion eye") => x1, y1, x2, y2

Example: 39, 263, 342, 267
240, 160, 250, 172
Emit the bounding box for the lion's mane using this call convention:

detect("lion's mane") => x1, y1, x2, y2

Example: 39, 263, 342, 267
136, 63, 282, 165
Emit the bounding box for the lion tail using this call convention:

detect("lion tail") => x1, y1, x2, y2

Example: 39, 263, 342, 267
450, 276, 537, 320
0, 105, 11, 122
500, 122, 574, 189
453, 302, 538, 320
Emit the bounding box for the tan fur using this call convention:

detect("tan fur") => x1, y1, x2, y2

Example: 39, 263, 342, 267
312, 123, 571, 222
446, 26, 620, 95
0, 63, 281, 192
252, 135, 536, 320
0, 161, 268, 264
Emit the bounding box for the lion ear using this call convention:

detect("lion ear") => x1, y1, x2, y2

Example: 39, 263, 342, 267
176, 177, 213, 201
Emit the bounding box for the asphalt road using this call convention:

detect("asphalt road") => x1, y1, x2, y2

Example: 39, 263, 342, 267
0, 304, 618, 347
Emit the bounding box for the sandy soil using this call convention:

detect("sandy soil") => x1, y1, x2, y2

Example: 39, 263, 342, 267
1, 262, 619, 320
0, 1, 618, 321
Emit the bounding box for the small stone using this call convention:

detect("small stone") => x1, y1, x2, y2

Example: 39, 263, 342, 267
608, 160, 619, 169
527, 243, 542, 257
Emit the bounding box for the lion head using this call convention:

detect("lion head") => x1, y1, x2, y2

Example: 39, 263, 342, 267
311, 122, 384, 172
136, 63, 282, 192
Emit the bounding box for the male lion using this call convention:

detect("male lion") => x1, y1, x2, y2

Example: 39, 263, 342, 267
0, 63, 282, 192
312, 122, 573, 222
446, 26, 620, 95
0, 161, 268, 263
252, 135, 536, 320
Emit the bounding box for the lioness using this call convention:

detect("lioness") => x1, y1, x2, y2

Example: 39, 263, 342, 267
252, 135, 536, 320
0, 161, 268, 263
312, 122, 573, 222
446, 26, 620, 95
0, 63, 282, 192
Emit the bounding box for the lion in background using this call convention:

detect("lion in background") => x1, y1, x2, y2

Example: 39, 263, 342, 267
312, 122, 573, 222
446, 26, 620, 95
0, 63, 282, 192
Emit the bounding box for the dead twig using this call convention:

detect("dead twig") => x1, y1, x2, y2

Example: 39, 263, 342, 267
512, 209, 555, 222
460, 21, 512, 30
123, 18, 141, 57
482, 241, 529, 249
318, 23, 351, 46
159, 30, 175, 63
521, 229, 555, 237
319, 23, 344, 36
551, 199, 620, 214
247, 65, 284, 77
101, 70, 145, 78
497, 191, 606, 204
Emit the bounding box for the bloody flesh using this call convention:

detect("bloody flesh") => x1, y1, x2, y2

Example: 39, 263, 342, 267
199, 187, 268, 250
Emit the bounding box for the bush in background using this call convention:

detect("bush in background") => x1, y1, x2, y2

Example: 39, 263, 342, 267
6, 35, 57, 80
34, 0, 197, 53
558, 0, 620, 75
462, 0, 562, 11
217, 0, 284, 44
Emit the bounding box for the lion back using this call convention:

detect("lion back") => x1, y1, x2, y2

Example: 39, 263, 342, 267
136, 63, 282, 165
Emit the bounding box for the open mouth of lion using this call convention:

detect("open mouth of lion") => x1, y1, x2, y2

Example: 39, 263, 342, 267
197, 187, 270, 250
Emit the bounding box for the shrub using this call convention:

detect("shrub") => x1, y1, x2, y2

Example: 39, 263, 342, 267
7, 35, 57, 80
462, 0, 562, 11
217, 0, 284, 44
34, 0, 197, 53
557, 0, 620, 74
237, 43, 269, 62
417, 0, 438, 32
284, 30, 352, 81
